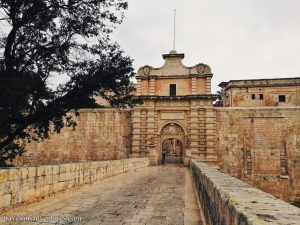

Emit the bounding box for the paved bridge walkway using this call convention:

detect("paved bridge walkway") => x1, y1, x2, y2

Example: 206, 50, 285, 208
1, 165, 203, 225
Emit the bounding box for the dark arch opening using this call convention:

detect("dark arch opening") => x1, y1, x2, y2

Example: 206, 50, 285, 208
162, 138, 183, 164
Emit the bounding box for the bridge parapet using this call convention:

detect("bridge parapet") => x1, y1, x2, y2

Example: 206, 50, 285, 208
190, 160, 300, 225
0, 158, 149, 213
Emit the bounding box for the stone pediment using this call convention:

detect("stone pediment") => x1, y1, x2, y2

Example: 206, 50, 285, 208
137, 50, 212, 78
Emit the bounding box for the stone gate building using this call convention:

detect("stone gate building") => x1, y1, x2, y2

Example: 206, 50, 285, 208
131, 50, 218, 165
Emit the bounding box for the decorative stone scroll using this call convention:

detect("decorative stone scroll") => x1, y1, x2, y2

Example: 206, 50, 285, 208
161, 123, 184, 138
137, 65, 152, 77
196, 63, 211, 74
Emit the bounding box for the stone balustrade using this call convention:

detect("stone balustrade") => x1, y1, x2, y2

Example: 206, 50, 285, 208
190, 160, 300, 225
0, 158, 149, 212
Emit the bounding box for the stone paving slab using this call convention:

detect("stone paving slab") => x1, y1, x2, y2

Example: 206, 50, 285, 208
0, 164, 203, 225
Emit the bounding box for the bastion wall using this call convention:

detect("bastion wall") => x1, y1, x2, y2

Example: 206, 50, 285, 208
14, 109, 132, 166
215, 107, 300, 204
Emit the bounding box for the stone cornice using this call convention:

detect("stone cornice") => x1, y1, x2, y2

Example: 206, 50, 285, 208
136, 74, 213, 80
162, 52, 185, 59
136, 94, 219, 100
222, 82, 300, 91
219, 77, 300, 89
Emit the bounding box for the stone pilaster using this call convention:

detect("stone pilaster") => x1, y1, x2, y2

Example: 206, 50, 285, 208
185, 110, 191, 161
190, 103, 198, 156
192, 77, 197, 94
146, 109, 155, 148
205, 108, 217, 161
150, 79, 155, 96
131, 109, 141, 157
206, 77, 212, 94
198, 109, 206, 157
146, 108, 155, 163
136, 79, 141, 95
139, 110, 148, 156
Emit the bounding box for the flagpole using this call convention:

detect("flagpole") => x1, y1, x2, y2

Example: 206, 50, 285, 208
173, 9, 176, 51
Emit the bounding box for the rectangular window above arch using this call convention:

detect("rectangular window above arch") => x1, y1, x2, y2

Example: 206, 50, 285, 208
279, 95, 286, 102
170, 84, 176, 96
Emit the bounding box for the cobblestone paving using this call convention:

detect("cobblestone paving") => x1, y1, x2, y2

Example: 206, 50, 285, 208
1, 164, 202, 225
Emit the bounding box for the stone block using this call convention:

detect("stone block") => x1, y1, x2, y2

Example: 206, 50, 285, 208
59, 164, 70, 173
28, 167, 37, 178
0, 170, 8, 182
8, 168, 19, 181
17, 190, 26, 203
0, 182, 4, 194
21, 179, 30, 191
19, 167, 29, 179
0, 194, 11, 209
37, 166, 45, 177
52, 165, 59, 175
0, 181, 9, 195
44, 165, 53, 176
48, 184, 54, 195
32, 177, 40, 189
24, 189, 38, 202
52, 174, 59, 184
40, 185, 50, 197
59, 173, 67, 182
64, 164, 71, 173
53, 182, 67, 193
26, 178, 36, 190
69, 163, 76, 172
74, 164, 80, 171
68, 179, 76, 188
8, 180, 20, 194
44, 174, 53, 185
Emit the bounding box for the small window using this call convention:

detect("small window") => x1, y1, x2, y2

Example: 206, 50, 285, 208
251, 94, 255, 100
170, 84, 176, 96
259, 94, 264, 100
279, 95, 286, 102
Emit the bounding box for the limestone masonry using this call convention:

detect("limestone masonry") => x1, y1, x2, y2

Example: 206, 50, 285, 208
216, 107, 300, 204
15, 109, 132, 166
0, 158, 149, 212
13, 51, 300, 206
190, 160, 300, 225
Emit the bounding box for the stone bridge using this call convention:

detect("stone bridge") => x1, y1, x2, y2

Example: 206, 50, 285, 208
0, 158, 300, 225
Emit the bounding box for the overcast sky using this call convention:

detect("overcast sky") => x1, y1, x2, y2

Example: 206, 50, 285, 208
111, 0, 300, 93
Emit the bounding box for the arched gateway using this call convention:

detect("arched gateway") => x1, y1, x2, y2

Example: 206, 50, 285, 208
161, 123, 185, 164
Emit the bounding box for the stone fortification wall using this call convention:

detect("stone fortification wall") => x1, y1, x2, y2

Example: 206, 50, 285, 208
190, 160, 300, 225
8, 105, 300, 206
14, 109, 132, 166
0, 158, 149, 212
215, 107, 300, 204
